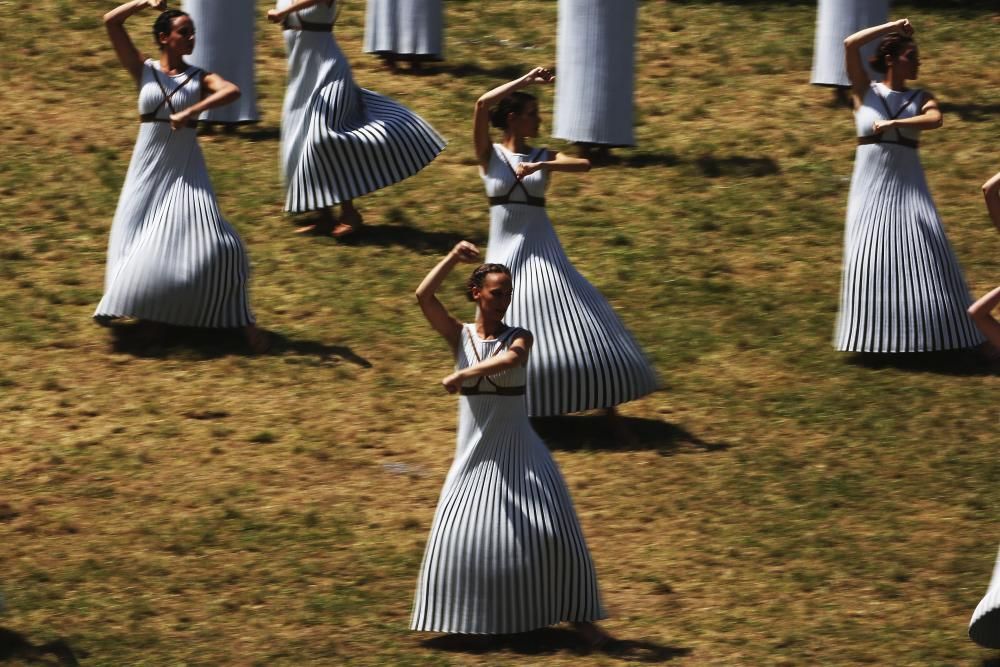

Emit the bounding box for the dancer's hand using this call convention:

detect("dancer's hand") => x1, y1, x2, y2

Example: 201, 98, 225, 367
521, 67, 554, 86
169, 109, 192, 130
894, 18, 913, 36
872, 119, 895, 134
441, 371, 464, 394
450, 241, 480, 264
267, 8, 285, 24
515, 162, 543, 178
146, 0, 167, 10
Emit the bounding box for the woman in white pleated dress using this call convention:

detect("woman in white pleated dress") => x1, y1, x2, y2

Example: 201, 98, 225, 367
473, 68, 659, 420
811, 0, 888, 104
267, 0, 446, 238
182, 0, 260, 126
363, 0, 443, 73
96, 0, 266, 352
834, 19, 983, 353
553, 0, 637, 162
411, 241, 607, 644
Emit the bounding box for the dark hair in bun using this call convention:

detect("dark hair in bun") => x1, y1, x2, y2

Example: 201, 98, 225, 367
153, 10, 190, 49
489, 92, 537, 130
869, 32, 915, 74
466, 263, 512, 301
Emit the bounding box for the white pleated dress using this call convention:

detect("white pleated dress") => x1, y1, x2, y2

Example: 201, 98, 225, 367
482, 145, 659, 416
278, 0, 446, 212
411, 325, 604, 634
834, 83, 983, 352
970, 546, 1000, 648
810, 0, 889, 87
182, 0, 260, 123
94, 60, 254, 327
553, 0, 637, 147
363, 0, 443, 60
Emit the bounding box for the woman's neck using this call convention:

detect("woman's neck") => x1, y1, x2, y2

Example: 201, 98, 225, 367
501, 133, 528, 155
881, 70, 908, 92
474, 316, 506, 340
159, 52, 187, 75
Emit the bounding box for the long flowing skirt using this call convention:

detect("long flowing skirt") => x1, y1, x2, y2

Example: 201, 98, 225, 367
810, 0, 889, 87
834, 144, 982, 352
971, 546, 1000, 649
364, 0, 443, 58
281, 29, 445, 212
95, 124, 254, 327
411, 397, 604, 634
487, 205, 659, 416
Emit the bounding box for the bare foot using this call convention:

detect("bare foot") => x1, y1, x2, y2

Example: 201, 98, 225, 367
332, 208, 363, 238
244, 325, 271, 354
572, 621, 613, 650
295, 208, 336, 235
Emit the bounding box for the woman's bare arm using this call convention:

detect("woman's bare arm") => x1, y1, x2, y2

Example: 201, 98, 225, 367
104, 0, 165, 83
983, 171, 1000, 234
844, 19, 912, 106
416, 241, 481, 354
473, 67, 554, 169
440, 332, 533, 393
515, 150, 590, 178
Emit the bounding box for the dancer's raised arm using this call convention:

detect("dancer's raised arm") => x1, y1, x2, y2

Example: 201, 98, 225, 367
104, 0, 166, 82
473, 67, 554, 168
416, 241, 481, 352
844, 18, 911, 105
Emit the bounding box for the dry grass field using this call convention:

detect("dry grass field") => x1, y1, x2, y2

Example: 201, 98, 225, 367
2, 1, 999, 665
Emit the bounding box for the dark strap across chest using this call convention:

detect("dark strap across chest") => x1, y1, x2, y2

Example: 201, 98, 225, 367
857, 134, 919, 149
140, 64, 200, 124
458, 327, 527, 396
859, 85, 922, 149
488, 147, 546, 208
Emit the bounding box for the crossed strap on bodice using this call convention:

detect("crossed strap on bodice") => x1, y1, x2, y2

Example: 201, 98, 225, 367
487, 147, 546, 208
282, 2, 337, 31
459, 326, 527, 396
139, 64, 200, 127
858, 84, 923, 150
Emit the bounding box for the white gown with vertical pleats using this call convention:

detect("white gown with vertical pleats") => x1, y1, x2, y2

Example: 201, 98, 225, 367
834, 83, 982, 352
95, 60, 254, 327
411, 325, 604, 634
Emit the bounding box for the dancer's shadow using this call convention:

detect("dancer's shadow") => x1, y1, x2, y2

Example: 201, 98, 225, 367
234, 125, 281, 142
441, 62, 529, 80
422, 628, 690, 663
620, 151, 681, 169
532, 415, 729, 455
694, 154, 779, 178
0, 627, 80, 666
335, 223, 485, 253
108, 325, 372, 367
982, 658, 1000, 667
845, 350, 996, 377
938, 102, 1000, 123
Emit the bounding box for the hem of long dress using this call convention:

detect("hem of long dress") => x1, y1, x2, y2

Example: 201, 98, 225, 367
410, 611, 608, 635
810, 81, 849, 88
283, 144, 446, 212
364, 50, 443, 61
834, 340, 983, 353
550, 135, 635, 149
93, 311, 255, 329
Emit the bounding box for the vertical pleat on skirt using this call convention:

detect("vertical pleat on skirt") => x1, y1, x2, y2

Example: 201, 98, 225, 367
183, 0, 260, 123
834, 144, 982, 352
411, 395, 604, 634
363, 0, 443, 58
970, 546, 1000, 649
810, 0, 889, 87
553, 0, 637, 146
281, 29, 445, 212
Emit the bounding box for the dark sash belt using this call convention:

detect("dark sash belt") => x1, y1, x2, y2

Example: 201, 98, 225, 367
857, 135, 919, 149
460, 386, 526, 396
283, 19, 333, 31
487, 195, 546, 207
139, 113, 198, 128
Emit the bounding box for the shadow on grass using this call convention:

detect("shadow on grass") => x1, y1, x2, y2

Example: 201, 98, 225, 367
616, 151, 778, 177
938, 102, 1000, 123
233, 125, 281, 142
334, 223, 486, 253
531, 415, 729, 455
0, 627, 80, 666
422, 628, 690, 663
845, 350, 996, 377
982, 658, 1000, 667
108, 325, 372, 367
441, 62, 530, 80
